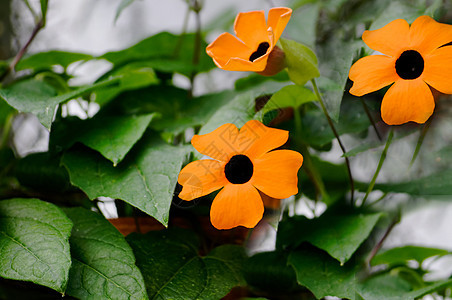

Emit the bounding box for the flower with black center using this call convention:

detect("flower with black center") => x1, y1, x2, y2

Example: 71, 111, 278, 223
178, 120, 303, 230
206, 7, 292, 76
349, 15, 452, 125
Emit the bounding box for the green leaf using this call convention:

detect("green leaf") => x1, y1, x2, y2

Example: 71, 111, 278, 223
0, 78, 119, 130
357, 274, 452, 300
262, 85, 316, 115
316, 37, 360, 122
278, 212, 381, 264
94, 61, 159, 106
63, 207, 147, 300
280, 38, 320, 86
101, 32, 214, 77
288, 246, 357, 299
14, 152, 72, 193
244, 251, 299, 293
199, 91, 257, 136
372, 246, 450, 266
284, 3, 319, 48
115, 0, 135, 21
0, 79, 57, 130
234, 71, 290, 94
15, 51, 93, 72
51, 113, 157, 165
374, 169, 452, 196
126, 229, 246, 299
0, 198, 72, 293
62, 132, 189, 226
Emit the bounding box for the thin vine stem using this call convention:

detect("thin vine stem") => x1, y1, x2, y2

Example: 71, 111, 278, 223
409, 117, 432, 168
311, 79, 355, 204
365, 215, 399, 268
360, 96, 382, 141
361, 128, 394, 207
188, 0, 202, 98
0, 18, 44, 82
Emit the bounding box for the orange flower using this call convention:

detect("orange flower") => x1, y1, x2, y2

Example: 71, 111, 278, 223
178, 120, 303, 230
349, 16, 452, 125
206, 7, 292, 74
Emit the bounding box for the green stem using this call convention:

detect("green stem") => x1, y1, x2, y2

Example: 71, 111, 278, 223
361, 129, 394, 207
0, 113, 14, 149
311, 79, 355, 204
188, 0, 202, 98
360, 96, 382, 141
409, 117, 432, 168
293, 106, 328, 202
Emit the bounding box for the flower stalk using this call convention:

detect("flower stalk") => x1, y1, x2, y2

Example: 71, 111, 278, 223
311, 78, 355, 204
361, 128, 394, 207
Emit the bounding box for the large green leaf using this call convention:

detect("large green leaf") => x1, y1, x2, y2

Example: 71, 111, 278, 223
15, 51, 93, 72
288, 246, 357, 299
374, 169, 452, 196
126, 229, 246, 299
63, 207, 147, 300
62, 132, 189, 226
316, 37, 360, 122
0, 80, 57, 129
357, 273, 452, 300
278, 212, 381, 264
51, 113, 157, 165
199, 91, 258, 136
101, 32, 214, 76
372, 246, 450, 266
280, 38, 320, 86
244, 251, 299, 293
103, 85, 234, 136
0, 198, 72, 293
0, 78, 119, 130
284, 3, 319, 48
262, 85, 316, 115
94, 61, 159, 106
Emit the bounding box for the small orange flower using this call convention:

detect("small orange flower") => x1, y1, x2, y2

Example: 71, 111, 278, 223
349, 16, 452, 125
206, 7, 292, 74
178, 120, 303, 230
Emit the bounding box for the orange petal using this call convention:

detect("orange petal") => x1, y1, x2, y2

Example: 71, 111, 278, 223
381, 79, 434, 125
210, 183, 264, 229
423, 46, 452, 94
191, 123, 239, 161
178, 159, 227, 201
362, 19, 409, 56
267, 7, 292, 43
206, 32, 253, 69
234, 10, 271, 49
221, 55, 269, 72
409, 15, 452, 55
349, 55, 398, 96
237, 120, 289, 159
251, 150, 303, 199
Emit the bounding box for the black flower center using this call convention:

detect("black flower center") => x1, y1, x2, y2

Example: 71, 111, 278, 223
224, 155, 253, 184
395, 50, 424, 80
249, 42, 270, 62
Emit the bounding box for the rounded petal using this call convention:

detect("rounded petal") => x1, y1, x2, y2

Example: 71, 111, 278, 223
206, 32, 253, 69
349, 55, 398, 96
191, 123, 239, 161
423, 45, 452, 94
409, 15, 452, 55
251, 150, 303, 199
178, 159, 227, 201
220, 55, 269, 72
267, 7, 292, 43
381, 79, 434, 125
362, 19, 410, 56
237, 120, 289, 159
210, 183, 264, 230
234, 10, 270, 49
